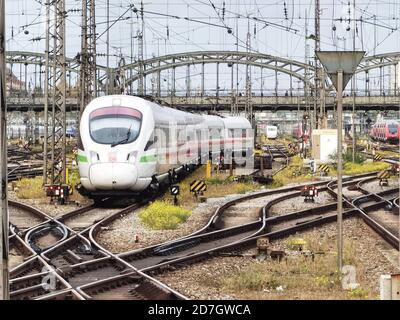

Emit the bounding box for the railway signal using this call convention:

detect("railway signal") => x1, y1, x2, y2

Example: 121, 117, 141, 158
170, 185, 180, 205
45, 184, 71, 204
301, 185, 318, 202
391, 163, 399, 175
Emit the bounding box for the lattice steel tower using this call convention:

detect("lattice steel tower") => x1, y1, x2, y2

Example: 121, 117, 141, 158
245, 20, 253, 123
314, 0, 322, 129
43, 0, 67, 185
80, 0, 97, 113
137, 1, 145, 96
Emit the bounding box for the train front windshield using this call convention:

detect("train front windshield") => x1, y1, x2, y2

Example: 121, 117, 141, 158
388, 123, 398, 134
89, 107, 142, 145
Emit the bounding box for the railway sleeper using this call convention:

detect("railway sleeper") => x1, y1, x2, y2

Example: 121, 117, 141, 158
11, 259, 45, 279
130, 282, 174, 300
153, 239, 200, 256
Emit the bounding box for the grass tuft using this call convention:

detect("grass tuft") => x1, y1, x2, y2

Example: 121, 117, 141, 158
347, 287, 369, 299
162, 166, 260, 210
15, 177, 44, 199
329, 161, 390, 176
221, 236, 370, 298
139, 200, 192, 230
268, 155, 315, 188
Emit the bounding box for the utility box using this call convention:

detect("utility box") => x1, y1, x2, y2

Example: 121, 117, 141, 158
380, 273, 400, 300
311, 129, 339, 161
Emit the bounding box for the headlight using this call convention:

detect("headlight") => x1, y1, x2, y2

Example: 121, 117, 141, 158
127, 151, 138, 164
90, 151, 99, 163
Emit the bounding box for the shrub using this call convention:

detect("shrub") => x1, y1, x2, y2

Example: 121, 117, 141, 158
16, 177, 44, 199
342, 150, 366, 164
68, 169, 81, 186
347, 287, 369, 299
329, 150, 366, 164
139, 200, 192, 230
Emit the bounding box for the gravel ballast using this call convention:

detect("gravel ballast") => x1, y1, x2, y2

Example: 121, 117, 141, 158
157, 217, 400, 300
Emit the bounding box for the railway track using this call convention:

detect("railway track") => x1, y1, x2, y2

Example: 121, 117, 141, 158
143, 184, 398, 277
7, 169, 398, 300
263, 144, 290, 176
393, 197, 399, 215
8, 197, 187, 300
251, 144, 289, 184
352, 177, 400, 248
9, 200, 50, 231
131, 174, 383, 271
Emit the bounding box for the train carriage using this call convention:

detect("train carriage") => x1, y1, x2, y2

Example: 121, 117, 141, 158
370, 120, 399, 143
77, 95, 253, 198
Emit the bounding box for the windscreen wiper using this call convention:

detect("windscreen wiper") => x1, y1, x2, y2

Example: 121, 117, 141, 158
111, 125, 132, 148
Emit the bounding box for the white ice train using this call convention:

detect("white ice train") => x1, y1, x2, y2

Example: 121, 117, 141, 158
77, 95, 253, 198
265, 125, 278, 139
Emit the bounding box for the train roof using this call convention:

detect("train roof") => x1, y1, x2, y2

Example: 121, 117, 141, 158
221, 116, 252, 129
374, 119, 399, 125
85, 95, 250, 128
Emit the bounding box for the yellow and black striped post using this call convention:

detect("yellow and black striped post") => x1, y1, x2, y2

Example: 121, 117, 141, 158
377, 170, 390, 186
318, 164, 330, 176
190, 180, 207, 197
373, 154, 383, 162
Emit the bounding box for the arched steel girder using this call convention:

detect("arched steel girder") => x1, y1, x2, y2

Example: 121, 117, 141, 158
117, 50, 400, 88
6, 51, 80, 73
5, 51, 108, 91
5, 50, 400, 91
120, 51, 315, 87
5, 51, 108, 74
356, 52, 400, 74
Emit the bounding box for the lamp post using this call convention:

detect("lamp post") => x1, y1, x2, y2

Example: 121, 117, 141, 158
316, 51, 365, 270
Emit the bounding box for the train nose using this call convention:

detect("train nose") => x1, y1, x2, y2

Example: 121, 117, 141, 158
89, 163, 138, 190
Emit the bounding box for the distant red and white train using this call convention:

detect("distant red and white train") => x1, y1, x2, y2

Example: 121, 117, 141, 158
369, 120, 399, 143
292, 122, 310, 140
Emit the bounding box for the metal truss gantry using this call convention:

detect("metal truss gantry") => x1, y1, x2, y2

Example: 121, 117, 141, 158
4, 50, 400, 111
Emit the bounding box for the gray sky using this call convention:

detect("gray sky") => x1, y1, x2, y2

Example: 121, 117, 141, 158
5, 0, 400, 94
